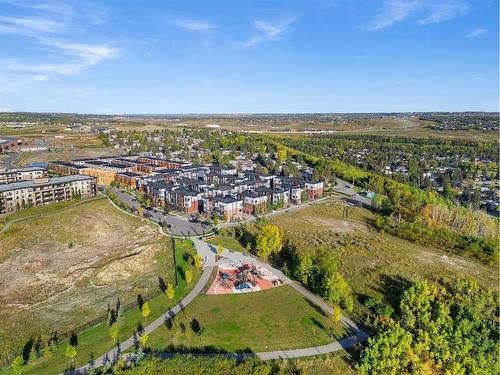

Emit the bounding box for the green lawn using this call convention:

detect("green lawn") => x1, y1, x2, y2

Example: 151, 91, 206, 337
206, 235, 248, 253
145, 285, 345, 353
0, 196, 105, 231
0, 239, 201, 375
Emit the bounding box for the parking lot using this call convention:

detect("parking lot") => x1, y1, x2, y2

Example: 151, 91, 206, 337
109, 187, 212, 237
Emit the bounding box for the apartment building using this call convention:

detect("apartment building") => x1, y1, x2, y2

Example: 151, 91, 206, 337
115, 172, 142, 188
0, 167, 48, 185
48, 161, 89, 175
0, 175, 97, 214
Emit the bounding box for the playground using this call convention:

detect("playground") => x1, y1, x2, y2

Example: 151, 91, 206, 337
207, 260, 285, 295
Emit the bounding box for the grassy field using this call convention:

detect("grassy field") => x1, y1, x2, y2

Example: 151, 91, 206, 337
269, 199, 498, 318
0, 196, 105, 233
0, 239, 201, 375
214, 198, 498, 317
206, 235, 248, 253
145, 285, 345, 353
0, 199, 172, 367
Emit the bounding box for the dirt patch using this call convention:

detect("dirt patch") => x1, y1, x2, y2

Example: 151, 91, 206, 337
0, 199, 175, 363
302, 215, 369, 234
94, 243, 159, 285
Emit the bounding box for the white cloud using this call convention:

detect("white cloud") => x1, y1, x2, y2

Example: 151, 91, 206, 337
466, 28, 486, 38
0, 1, 121, 89
39, 38, 120, 64
364, 1, 417, 31
238, 17, 296, 48
417, 2, 469, 25
365, 0, 469, 31
169, 18, 215, 31
0, 15, 63, 35
0, 107, 13, 112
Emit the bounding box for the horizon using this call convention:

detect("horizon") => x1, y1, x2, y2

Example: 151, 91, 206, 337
1, 110, 499, 117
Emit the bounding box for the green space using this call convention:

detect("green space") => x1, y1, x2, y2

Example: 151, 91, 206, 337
214, 200, 498, 314
110, 353, 357, 375
0, 231, 200, 375
146, 285, 345, 353
0, 196, 104, 232
206, 234, 248, 253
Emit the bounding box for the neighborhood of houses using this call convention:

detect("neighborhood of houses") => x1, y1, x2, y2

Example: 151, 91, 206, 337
0, 155, 324, 220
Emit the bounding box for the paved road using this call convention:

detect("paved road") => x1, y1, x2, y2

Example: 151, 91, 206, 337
332, 178, 373, 208
109, 187, 212, 237
68, 265, 215, 375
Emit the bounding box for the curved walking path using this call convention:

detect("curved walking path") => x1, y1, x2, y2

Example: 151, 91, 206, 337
66, 205, 368, 373
67, 265, 214, 375
193, 239, 369, 358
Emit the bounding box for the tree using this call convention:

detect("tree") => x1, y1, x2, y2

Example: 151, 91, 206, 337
193, 255, 202, 269
212, 215, 219, 227
255, 224, 284, 259
332, 306, 342, 322
65, 345, 77, 365
217, 244, 224, 257
11, 356, 24, 375
294, 253, 313, 285
359, 278, 499, 375
109, 322, 119, 343
138, 334, 149, 348
165, 283, 174, 302
141, 302, 150, 320
185, 270, 193, 285
357, 323, 416, 375
277, 149, 287, 162
138, 206, 143, 217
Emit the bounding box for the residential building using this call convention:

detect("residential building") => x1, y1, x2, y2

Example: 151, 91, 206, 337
0, 167, 47, 185
213, 196, 243, 221
0, 175, 97, 214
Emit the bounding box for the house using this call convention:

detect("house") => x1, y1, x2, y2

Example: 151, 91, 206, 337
305, 180, 324, 200
213, 196, 243, 221
242, 190, 268, 215
170, 189, 200, 214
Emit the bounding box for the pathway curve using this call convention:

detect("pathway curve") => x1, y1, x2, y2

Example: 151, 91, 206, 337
116, 241, 368, 366
67, 265, 214, 375
68, 200, 369, 373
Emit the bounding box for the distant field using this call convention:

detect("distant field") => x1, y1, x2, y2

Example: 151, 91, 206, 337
145, 285, 345, 353
12, 133, 121, 166
0, 199, 174, 366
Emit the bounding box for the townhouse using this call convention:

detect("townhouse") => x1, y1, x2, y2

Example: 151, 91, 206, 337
47, 154, 325, 221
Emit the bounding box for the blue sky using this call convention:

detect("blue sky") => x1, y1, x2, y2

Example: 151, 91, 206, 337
0, 0, 498, 113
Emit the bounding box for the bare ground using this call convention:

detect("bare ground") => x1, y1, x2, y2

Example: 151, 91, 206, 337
0, 199, 173, 363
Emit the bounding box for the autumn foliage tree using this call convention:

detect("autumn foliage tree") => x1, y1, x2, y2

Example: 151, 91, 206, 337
358, 278, 499, 375
255, 224, 284, 259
